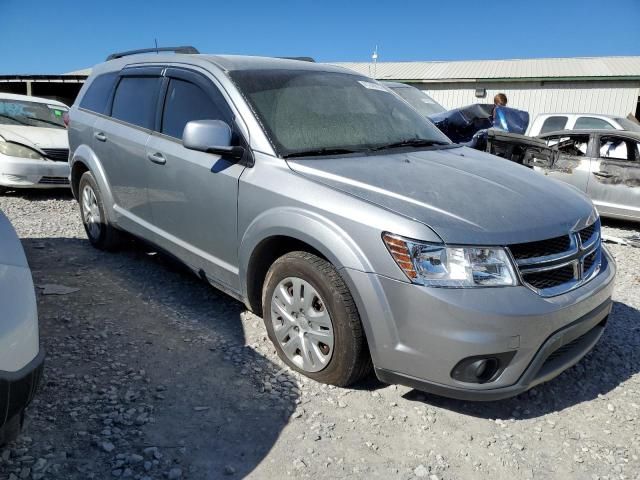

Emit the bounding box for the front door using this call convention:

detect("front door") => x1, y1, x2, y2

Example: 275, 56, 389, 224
145, 68, 245, 291
92, 67, 163, 234
587, 134, 640, 219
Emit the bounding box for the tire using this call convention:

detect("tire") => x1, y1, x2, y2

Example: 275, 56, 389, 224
0, 412, 23, 446
262, 251, 372, 386
78, 171, 122, 250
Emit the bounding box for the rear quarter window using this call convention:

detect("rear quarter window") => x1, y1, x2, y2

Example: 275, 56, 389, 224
79, 72, 118, 114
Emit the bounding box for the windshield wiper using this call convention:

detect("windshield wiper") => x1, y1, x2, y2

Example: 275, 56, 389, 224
369, 139, 450, 151
283, 147, 367, 159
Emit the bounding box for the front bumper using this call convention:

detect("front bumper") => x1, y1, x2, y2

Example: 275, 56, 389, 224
343, 247, 616, 400
0, 349, 44, 439
0, 154, 70, 189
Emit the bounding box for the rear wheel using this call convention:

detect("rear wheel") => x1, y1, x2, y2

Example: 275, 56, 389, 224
262, 251, 372, 386
78, 171, 122, 250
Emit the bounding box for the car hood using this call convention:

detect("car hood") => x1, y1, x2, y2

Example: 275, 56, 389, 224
0, 210, 29, 268
286, 146, 595, 245
0, 125, 68, 150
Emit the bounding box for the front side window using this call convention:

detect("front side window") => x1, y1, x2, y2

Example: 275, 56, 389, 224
574, 117, 616, 130
161, 78, 230, 139
539, 116, 568, 134
545, 135, 589, 156
230, 69, 450, 157
111, 76, 161, 130
0, 99, 67, 129
80, 72, 118, 114
599, 136, 635, 161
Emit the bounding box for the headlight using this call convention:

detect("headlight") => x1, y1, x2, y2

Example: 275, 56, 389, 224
383, 233, 518, 287
0, 141, 43, 160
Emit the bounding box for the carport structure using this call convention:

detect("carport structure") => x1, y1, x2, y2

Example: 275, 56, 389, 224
0, 73, 88, 107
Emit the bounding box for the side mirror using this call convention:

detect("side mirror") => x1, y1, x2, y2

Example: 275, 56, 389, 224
182, 120, 245, 160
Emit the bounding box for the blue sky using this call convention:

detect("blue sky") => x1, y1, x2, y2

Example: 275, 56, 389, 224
2, 0, 639, 74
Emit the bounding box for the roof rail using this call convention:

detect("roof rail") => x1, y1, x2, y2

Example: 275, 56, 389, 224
278, 57, 316, 63
106, 46, 199, 61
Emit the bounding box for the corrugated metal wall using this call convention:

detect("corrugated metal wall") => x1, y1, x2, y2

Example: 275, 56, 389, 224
415, 81, 640, 121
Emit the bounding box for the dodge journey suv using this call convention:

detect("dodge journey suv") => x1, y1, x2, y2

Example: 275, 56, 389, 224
68, 47, 615, 400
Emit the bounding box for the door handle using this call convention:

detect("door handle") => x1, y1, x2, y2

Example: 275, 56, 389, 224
147, 152, 166, 165
593, 171, 613, 178
94, 131, 107, 142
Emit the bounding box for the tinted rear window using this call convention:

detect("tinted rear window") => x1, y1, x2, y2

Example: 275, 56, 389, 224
111, 76, 161, 129
574, 117, 615, 130
540, 116, 568, 134
79, 72, 118, 114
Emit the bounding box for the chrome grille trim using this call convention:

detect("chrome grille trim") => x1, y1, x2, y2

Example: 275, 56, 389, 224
508, 220, 602, 297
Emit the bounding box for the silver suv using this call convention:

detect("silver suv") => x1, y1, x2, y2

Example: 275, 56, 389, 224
68, 47, 616, 400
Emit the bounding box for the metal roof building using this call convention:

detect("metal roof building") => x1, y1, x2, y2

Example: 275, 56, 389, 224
335, 56, 640, 121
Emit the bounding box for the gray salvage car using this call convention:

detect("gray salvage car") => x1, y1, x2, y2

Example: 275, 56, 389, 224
68, 47, 615, 400
539, 129, 640, 222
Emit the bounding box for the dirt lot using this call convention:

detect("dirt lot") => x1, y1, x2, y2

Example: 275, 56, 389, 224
1, 190, 639, 480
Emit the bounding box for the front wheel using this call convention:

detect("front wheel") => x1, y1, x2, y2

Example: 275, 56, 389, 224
262, 251, 372, 386
78, 171, 122, 250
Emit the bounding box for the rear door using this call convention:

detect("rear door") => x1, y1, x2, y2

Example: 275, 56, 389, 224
144, 67, 246, 290
587, 134, 640, 219
541, 133, 593, 192
92, 67, 163, 234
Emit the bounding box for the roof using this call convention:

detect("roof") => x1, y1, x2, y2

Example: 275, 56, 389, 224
333, 56, 640, 82
66, 54, 350, 77
539, 129, 640, 140
0, 92, 69, 107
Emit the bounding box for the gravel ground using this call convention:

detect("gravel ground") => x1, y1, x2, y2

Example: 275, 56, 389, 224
0, 189, 639, 480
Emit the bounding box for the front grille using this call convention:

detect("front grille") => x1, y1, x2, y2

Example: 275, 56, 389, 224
583, 249, 598, 271
41, 148, 69, 162
522, 264, 576, 290
39, 176, 70, 185
509, 234, 572, 261
509, 221, 602, 297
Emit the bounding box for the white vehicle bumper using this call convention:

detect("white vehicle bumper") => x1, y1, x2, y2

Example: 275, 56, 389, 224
0, 154, 70, 189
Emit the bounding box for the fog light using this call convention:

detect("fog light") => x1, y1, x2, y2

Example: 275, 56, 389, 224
451, 352, 516, 384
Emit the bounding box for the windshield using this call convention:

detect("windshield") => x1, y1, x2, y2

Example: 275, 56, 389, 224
615, 117, 640, 133
388, 86, 446, 117
0, 99, 67, 129
230, 69, 450, 157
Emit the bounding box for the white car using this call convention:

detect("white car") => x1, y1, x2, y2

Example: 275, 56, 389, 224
0, 93, 71, 193
528, 112, 640, 137
0, 210, 43, 444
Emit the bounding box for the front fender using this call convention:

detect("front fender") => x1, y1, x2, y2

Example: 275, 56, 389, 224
239, 206, 374, 297
70, 145, 116, 223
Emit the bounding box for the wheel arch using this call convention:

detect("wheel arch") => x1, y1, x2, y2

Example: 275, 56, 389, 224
239, 208, 373, 316
70, 145, 115, 221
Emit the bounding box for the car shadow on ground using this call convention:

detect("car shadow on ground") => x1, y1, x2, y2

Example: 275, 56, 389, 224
21, 235, 299, 479
402, 300, 640, 419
